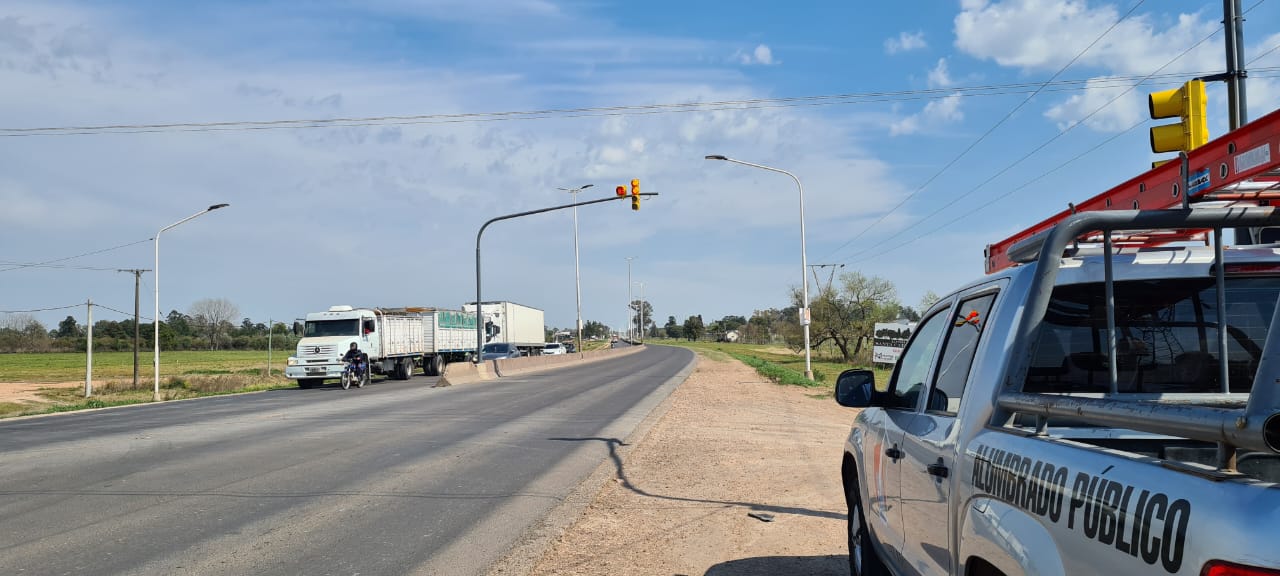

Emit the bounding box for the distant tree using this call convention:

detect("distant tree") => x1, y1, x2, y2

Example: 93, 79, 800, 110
56, 315, 81, 338
584, 320, 609, 339
166, 310, 193, 337
898, 306, 921, 323
682, 315, 705, 341
189, 298, 240, 350
919, 290, 941, 312
664, 316, 680, 339
631, 300, 654, 335
718, 315, 747, 333
800, 271, 900, 362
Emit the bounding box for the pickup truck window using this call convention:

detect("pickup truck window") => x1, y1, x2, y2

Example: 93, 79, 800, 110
889, 307, 951, 410
1024, 277, 1276, 394
930, 292, 998, 414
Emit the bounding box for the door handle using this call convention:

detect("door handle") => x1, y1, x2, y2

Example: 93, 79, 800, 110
926, 462, 950, 478
884, 446, 903, 459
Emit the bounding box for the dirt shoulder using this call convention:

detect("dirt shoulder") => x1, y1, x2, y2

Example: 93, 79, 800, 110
519, 352, 854, 576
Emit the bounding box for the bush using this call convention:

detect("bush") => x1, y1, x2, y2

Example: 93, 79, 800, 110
727, 352, 821, 388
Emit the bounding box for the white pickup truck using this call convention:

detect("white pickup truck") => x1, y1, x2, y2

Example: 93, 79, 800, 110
285, 306, 425, 388
836, 107, 1280, 576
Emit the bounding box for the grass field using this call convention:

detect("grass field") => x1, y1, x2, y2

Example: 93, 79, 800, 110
0, 350, 289, 383
653, 339, 893, 392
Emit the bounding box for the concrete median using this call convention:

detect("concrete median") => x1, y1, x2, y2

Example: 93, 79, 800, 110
440, 345, 646, 386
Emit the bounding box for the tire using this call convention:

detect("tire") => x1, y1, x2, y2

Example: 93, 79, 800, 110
298, 378, 320, 389
358, 369, 367, 388
431, 355, 444, 377
341, 371, 352, 390
395, 359, 410, 380
846, 469, 888, 576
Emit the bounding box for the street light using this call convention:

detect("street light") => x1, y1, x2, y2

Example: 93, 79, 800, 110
705, 155, 813, 380
153, 203, 230, 401
557, 183, 593, 353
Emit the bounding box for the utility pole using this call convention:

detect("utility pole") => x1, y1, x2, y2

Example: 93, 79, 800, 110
85, 299, 93, 398
118, 269, 150, 389
1213, 0, 1251, 243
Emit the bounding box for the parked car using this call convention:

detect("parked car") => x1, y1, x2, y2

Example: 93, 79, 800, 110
480, 342, 522, 360
543, 342, 566, 355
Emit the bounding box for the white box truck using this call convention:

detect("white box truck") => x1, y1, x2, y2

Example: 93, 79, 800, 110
286, 305, 426, 388
463, 301, 546, 356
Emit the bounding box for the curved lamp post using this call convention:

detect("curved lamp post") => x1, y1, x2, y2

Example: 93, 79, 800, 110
154, 203, 230, 401
557, 184, 593, 352
704, 155, 812, 380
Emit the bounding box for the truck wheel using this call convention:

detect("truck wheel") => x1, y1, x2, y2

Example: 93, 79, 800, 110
298, 379, 320, 389
846, 473, 887, 576
395, 359, 410, 380
431, 355, 444, 377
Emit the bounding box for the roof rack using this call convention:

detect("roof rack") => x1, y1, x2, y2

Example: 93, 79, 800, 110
986, 106, 1280, 274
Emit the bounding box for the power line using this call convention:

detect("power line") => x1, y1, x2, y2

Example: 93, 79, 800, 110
0, 237, 153, 273
0, 261, 134, 272
820, 0, 1149, 262
832, 1, 1253, 265
93, 303, 154, 322
3, 68, 1278, 138
0, 304, 82, 314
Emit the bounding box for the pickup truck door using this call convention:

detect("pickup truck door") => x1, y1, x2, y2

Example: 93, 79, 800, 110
899, 289, 998, 576
876, 308, 953, 574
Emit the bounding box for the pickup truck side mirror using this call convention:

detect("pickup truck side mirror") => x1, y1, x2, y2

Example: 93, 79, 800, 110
835, 369, 877, 408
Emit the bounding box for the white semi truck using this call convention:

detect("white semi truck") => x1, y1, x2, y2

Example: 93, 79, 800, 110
285, 306, 425, 388
463, 301, 547, 356
419, 308, 479, 376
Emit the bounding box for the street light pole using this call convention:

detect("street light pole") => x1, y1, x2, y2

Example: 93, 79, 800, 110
153, 203, 230, 402
557, 184, 593, 353
705, 155, 813, 380
625, 256, 636, 341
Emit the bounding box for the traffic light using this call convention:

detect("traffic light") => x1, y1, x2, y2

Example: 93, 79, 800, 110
1149, 79, 1208, 155
630, 178, 640, 211
615, 185, 626, 197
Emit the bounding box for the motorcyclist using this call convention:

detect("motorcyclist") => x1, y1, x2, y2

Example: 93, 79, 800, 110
342, 342, 366, 377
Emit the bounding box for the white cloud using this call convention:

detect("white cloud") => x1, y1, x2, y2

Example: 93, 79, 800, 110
1043, 75, 1145, 132
927, 58, 953, 88
889, 93, 964, 136
954, 0, 1219, 74
736, 43, 776, 66
884, 30, 927, 54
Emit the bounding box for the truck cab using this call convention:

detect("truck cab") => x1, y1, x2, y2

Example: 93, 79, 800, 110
285, 306, 380, 388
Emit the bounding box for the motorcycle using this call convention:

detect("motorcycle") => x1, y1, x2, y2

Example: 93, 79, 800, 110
341, 358, 368, 390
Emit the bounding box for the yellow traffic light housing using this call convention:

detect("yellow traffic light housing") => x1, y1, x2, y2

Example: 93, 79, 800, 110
1149, 79, 1208, 154
630, 178, 640, 211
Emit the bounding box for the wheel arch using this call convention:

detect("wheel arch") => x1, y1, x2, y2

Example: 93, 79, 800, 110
959, 498, 1065, 576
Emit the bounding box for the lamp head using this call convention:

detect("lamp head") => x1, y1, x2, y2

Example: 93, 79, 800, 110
704, 155, 728, 161
208, 203, 230, 211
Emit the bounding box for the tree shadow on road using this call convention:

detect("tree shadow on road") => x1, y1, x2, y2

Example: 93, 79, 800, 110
702, 554, 848, 575
547, 436, 844, 521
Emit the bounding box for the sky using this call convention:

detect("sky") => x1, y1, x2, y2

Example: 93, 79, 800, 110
2, 0, 1280, 335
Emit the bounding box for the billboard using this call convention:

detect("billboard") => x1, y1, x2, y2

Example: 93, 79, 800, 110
872, 322, 917, 365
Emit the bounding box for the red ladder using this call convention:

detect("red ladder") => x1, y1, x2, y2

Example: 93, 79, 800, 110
985, 106, 1280, 274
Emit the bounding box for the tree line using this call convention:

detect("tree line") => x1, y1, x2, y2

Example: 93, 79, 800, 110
0, 298, 299, 353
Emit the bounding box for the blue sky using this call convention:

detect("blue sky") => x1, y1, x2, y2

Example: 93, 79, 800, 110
3, 0, 1280, 334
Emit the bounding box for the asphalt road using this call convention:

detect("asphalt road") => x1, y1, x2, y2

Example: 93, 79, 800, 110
0, 345, 695, 575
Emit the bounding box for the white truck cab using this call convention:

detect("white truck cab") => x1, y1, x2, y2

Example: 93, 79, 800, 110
285, 305, 423, 388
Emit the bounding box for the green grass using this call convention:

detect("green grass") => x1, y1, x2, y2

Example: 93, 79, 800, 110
0, 350, 288, 382
653, 339, 894, 392
0, 350, 300, 419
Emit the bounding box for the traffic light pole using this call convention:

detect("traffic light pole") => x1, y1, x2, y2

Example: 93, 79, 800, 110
474, 193, 658, 364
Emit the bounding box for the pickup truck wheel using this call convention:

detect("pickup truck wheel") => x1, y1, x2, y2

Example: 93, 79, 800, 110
847, 475, 887, 576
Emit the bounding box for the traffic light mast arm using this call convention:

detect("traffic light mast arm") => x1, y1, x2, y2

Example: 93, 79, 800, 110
473, 192, 659, 362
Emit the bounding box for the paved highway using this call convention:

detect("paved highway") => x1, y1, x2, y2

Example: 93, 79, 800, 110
0, 345, 694, 575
